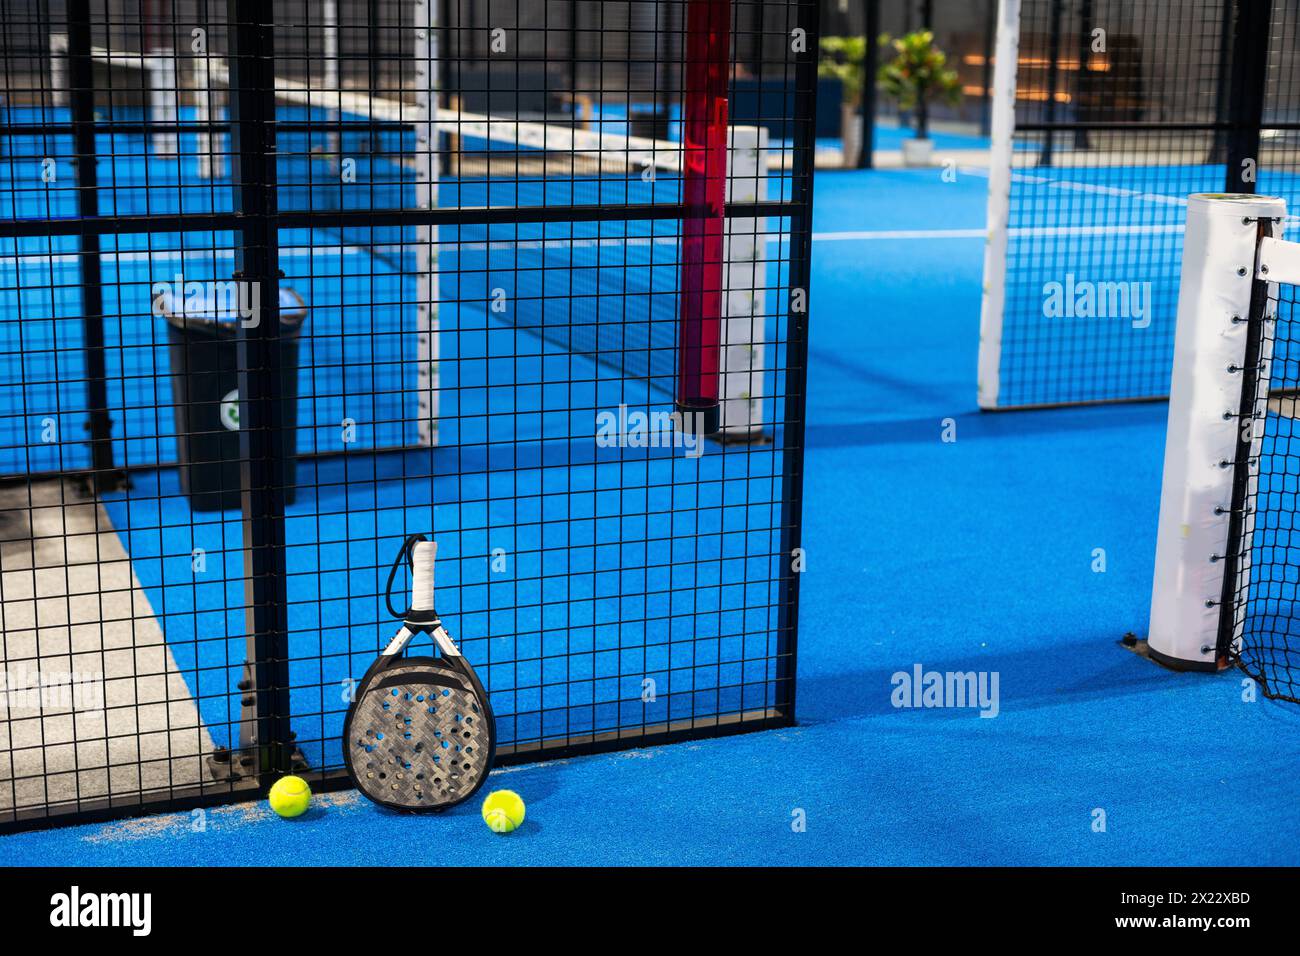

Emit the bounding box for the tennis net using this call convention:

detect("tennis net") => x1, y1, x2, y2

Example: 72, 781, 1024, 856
1221, 242, 1300, 703
979, 0, 1300, 410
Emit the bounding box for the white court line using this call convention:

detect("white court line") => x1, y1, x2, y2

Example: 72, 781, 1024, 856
810, 223, 1191, 243
1050, 180, 1153, 199
0, 245, 361, 269
1, 224, 1207, 268
1005, 168, 1198, 209
812, 228, 987, 242
19, 218, 1299, 266
812, 215, 1300, 244
1008, 223, 1185, 237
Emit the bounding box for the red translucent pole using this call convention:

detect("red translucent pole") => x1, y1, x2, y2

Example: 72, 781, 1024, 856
676, 0, 731, 435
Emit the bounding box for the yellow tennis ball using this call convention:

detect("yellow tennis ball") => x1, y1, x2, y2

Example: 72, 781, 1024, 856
268, 775, 312, 819
481, 789, 525, 834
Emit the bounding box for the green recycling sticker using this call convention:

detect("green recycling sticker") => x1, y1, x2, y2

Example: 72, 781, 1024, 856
219, 389, 240, 431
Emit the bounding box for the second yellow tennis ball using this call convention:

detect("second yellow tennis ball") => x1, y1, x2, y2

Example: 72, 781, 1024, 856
481, 789, 526, 834
268, 775, 312, 818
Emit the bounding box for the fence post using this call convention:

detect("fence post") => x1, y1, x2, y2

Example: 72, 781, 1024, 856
223, 0, 301, 784
856, 0, 879, 170
1223, 0, 1272, 193
775, 0, 823, 723
66, 1, 120, 490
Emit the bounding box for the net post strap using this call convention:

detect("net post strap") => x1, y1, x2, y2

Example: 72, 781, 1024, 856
1257, 235, 1300, 287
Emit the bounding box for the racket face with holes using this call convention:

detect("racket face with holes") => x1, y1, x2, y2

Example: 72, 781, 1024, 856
343, 655, 496, 811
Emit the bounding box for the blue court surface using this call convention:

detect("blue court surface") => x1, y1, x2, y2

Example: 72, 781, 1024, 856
3, 161, 1300, 868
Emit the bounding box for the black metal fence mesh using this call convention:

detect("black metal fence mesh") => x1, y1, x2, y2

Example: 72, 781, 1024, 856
0, 0, 816, 831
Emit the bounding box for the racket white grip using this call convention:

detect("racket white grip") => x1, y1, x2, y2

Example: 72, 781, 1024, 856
410, 540, 437, 611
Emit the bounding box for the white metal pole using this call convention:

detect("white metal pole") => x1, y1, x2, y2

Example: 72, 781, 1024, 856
147, 50, 180, 156
976, 0, 1021, 410
49, 33, 69, 108
718, 125, 768, 439
414, 0, 440, 447
193, 54, 225, 178
323, 0, 341, 161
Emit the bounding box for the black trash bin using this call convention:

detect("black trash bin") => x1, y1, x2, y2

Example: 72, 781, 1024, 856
161, 286, 308, 512
628, 105, 671, 141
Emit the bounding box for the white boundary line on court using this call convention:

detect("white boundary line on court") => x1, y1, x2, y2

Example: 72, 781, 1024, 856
0, 247, 362, 268
4, 222, 1229, 272
805, 224, 1193, 243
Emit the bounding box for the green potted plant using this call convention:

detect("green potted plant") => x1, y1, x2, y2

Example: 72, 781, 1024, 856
878, 30, 962, 166
818, 35, 867, 167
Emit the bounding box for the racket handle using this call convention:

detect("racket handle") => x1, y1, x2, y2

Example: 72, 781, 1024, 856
410, 540, 437, 612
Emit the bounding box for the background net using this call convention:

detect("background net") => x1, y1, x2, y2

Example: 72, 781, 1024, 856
985, 0, 1300, 409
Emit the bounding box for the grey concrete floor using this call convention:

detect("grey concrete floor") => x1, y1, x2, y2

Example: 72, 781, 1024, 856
0, 478, 216, 818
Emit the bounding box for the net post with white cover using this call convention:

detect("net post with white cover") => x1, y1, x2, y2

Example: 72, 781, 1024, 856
719, 124, 768, 439
1148, 193, 1287, 670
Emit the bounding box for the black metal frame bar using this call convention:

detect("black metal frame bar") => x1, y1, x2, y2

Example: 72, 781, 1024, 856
856, 0, 878, 169
773, 0, 820, 722
224, 0, 297, 786
0, 200, 799, 238
1211, 0, 1235, 162
1072, 0, 1092, 150
1223, 0, 1271, 193
65, 0, 120, 489
979, 0, 995, 137
1037, 0, 1063, 167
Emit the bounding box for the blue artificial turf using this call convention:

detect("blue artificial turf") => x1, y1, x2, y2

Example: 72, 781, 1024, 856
869, 121, 990, 152
3, 166, 1300, 866
94, 446, 786, 772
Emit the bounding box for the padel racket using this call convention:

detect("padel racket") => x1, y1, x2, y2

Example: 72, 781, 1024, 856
344, 534, 495, 811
